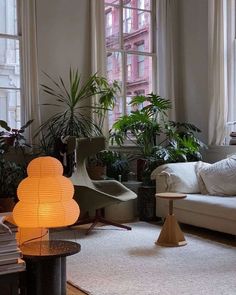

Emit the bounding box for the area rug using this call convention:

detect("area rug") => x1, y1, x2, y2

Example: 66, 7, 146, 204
51, 222, 236, 295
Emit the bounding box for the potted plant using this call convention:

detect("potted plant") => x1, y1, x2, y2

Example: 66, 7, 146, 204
34, 68, 120, 153
0, 158, 26, 212
0, 119, 33, 148
87, 149, 130, 181
110, 93, 205, 185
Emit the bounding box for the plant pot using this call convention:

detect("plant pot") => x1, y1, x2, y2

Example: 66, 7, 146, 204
86, 165, 106, 180
0, 197, 16, 213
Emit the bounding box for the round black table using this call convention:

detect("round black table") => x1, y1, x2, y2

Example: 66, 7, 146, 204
21, 240, 81, 295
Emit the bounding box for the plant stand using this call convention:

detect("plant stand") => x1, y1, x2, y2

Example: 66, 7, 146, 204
137, 186, 157, 221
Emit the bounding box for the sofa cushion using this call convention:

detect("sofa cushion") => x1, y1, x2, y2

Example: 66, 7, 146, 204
172, 194, 236, 221
151, 162, 200, 193
199, 155, 236, 196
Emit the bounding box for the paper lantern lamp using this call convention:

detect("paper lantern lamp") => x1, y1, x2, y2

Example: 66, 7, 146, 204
13, 156, 80, 228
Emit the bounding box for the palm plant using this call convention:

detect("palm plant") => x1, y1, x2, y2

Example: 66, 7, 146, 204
35, 68, 120, 150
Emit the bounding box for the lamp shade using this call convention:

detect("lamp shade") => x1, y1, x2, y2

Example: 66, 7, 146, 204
13, 156, 80, 228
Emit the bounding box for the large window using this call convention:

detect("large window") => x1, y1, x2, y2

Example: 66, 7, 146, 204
0, 0, 21, 128
104, 0, 156, 128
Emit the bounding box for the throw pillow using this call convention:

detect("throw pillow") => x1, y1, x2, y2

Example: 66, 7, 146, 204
151, 162, 200, 193
198, 155, 236, 196
195, 161, 211, 194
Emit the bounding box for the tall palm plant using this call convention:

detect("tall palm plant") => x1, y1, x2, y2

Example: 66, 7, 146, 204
35, 69, 120, 149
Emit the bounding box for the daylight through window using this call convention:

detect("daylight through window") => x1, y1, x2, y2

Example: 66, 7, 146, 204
0, 0, 21, 128
104, 0, 156, 129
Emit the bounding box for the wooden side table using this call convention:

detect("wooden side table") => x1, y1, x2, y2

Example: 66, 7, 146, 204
155, 192, 187, 247
21, 240, 80, 295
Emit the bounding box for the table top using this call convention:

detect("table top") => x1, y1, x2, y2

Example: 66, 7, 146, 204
21, 240, 81, 259
155, 192, 187, 200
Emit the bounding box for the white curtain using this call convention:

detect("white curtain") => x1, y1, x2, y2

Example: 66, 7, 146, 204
90, 0, 109, 136
21, 0, 40, 145
208, 0, 235, 145
157, 0, 178, 121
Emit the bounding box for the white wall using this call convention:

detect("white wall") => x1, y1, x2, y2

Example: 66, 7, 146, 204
35, 0, 210, 144
178, 0, 209, 143
36, 0, 91, 122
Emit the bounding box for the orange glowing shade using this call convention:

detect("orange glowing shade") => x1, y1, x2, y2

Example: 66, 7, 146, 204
13, 156, 80, 228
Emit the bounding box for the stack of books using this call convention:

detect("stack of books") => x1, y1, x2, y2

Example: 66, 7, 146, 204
0, 216, 25, 275
229, 132, 236, 145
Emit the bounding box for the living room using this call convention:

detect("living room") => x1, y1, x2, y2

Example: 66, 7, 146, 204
0, 0, 236, 294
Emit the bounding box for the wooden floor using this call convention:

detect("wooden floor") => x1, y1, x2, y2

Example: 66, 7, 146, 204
65, 221, 236, 294
67, 283, 87, 295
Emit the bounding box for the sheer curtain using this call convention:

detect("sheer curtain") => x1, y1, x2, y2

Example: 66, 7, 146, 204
90, 0, 109, 136
157, 0, 179, 121
21, 0, 40, 145
208, 0, 235, 145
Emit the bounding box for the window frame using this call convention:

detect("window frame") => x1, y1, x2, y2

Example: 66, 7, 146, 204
104, 0, 157, 127
0, 0, 22, 128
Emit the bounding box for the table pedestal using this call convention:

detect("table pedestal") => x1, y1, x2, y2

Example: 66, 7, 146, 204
24, 256, 66, 295
155, 193, 187, 247
21, 240, 80, 295
156, 214, 187, 247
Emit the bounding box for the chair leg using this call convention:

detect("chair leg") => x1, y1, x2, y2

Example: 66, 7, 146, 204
98, 216, 131, 231
71, 209, 132, 234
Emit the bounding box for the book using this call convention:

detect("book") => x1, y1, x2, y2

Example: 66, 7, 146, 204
0, 245, 18, 254
0, 258, 19, 266
0, 250, 22, 262
0, 232, 16, 242
0, 258, 25, 275
0, 217, 17, 234
0, 239, 17, 248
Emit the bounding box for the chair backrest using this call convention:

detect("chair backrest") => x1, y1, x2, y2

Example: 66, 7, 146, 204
70, 137, 106, 188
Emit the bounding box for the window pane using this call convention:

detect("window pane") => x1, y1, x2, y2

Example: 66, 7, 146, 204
105, 0, 120, 5
0, 38, 20, 88
123, 0, 151, 10
108, 97, 123, 129
0, 0, 18, 35
105, 5, 120, 50
123, 9, 151, 52
0, 89, 21, 128
106, 51, 122, 85
126, 54, 152, 96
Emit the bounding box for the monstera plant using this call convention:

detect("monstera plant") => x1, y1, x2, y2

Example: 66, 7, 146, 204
110, 93, 205, 184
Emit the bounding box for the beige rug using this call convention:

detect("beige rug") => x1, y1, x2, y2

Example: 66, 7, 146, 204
51, 222, 236, 295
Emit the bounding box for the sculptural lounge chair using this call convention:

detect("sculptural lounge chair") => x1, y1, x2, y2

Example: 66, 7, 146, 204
69, 136, 137, 235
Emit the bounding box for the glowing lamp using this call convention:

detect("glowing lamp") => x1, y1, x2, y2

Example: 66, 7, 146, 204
13, 156, 80, 228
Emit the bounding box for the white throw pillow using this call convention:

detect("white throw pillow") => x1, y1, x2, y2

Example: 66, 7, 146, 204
151, 162, 200, 193
199, 155, 236, 196
195, 161, 211, 194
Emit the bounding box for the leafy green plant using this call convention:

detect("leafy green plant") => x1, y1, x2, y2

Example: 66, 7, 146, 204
0, 158, 26, 199
35, 69, 120, 151
110, 93, 205, 184
88, 149, 130, 181
0, 119, 33, 149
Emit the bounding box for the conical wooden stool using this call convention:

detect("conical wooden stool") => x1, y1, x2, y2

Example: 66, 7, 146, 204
155, 192, 187, 247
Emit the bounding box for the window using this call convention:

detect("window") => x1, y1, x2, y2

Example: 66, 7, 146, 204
104, 0, 156, 129
106, 10, 113, 37
0, 0, 21, 128
123, 2, 132, 33
137, 43, 145, 77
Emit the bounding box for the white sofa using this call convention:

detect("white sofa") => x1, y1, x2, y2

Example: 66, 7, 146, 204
151, 159, 236, 235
